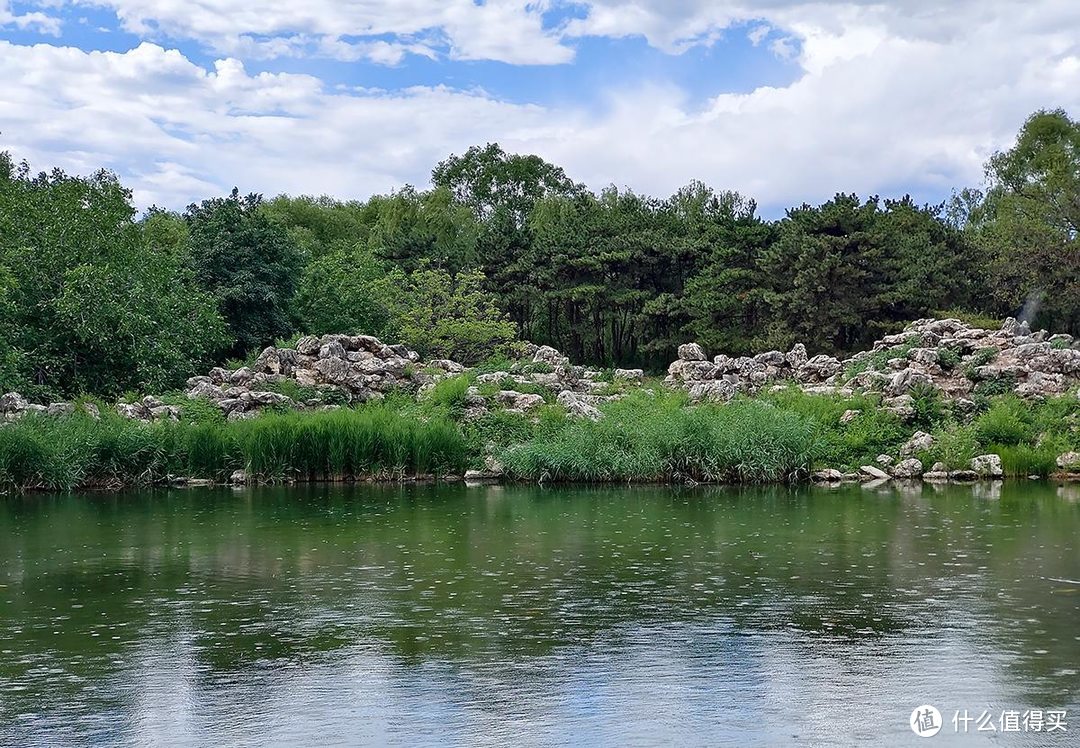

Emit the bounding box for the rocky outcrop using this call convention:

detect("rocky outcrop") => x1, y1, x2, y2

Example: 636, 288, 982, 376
666, 342, 840, 401
665, 317, 1080, 408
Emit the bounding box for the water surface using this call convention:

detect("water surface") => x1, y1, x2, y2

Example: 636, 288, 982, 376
1, 481, 1078, 746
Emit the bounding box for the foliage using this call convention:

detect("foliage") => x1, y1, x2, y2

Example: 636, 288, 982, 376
0, 405, 468, 490
382, 266, 517, 365
501, 391, 816, 483
185, 189, 302, 357
0, 153, 227, 398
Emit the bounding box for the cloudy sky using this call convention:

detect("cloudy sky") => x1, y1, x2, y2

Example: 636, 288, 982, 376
1, 1, 1078, 214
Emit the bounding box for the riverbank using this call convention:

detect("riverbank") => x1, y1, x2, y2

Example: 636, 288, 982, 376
1, 316, 1079, 491
0, 383, 1077, 490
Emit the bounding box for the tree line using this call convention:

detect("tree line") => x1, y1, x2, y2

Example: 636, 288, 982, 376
1, 108, 1077, 400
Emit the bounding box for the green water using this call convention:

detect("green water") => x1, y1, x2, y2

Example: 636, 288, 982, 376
1, 482, 1078, 746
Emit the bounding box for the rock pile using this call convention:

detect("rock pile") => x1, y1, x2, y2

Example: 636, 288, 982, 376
666, 317, 1080, 407
665, 341, 840, 402
184, 334, 462, 420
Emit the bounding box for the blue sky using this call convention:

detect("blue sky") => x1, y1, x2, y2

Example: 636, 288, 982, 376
1, 1, 1077, 214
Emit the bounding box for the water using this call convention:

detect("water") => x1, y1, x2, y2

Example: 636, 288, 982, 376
0, 481, 1078, 746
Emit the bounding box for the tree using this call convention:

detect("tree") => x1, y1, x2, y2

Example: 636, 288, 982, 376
0, 152, 227, 397
186, 189, 302, 356
960, 109, 1080, 333
382, 266, 517, 365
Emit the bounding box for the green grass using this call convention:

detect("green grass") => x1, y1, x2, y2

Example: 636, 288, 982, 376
501, 391, 816, 483
1, 384, 1076, 491
0, 404, 468, 490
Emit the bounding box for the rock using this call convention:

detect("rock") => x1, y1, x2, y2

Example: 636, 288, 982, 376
533, 345, 570, 368
883, 368, 934, 397
970, 454, 1004, 478
786, 343, 808, 369
949, 469, 978, 481
228, 469, 248, 485
0, 392, 28, 413
858, 465, 891, 481
1056, 452, 1080, 472
812, 468, 844, 482
207, 367, 231, 384
882, 394, 916, 420
187, 381, 225, 401
465, 457, 504, 483
876, 454, 894, 468
613, 368, 644, 381
557, 390, 602, 420
229, 367, 255, 385
318, 341, 347, 360
45, 402, 73, 417
295, 335, 321, 355
900, 431, 935, 457
677, 343, 707, 362
496, 391, 544, 412
687, 379, 735, 403
892, 458, 924, 478
798, 355, 841, 383
839, 409, 861, 424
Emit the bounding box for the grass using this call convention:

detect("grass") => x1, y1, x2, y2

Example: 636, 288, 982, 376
1, 381, 1076, 491
0, 404, 469, 490
501, 391, 816, 483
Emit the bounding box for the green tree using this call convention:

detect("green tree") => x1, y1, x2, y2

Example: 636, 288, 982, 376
0, 152, 227, 397
960, 109, 1080, 333
186, 189, 303, 356
383, 266, 517, 365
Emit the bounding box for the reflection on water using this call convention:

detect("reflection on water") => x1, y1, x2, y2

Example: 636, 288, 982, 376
0, 482, 1077, 745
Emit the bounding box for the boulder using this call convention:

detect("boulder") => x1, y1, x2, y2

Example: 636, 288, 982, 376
1056, 452, 1080, 472
228, 469, 248, 485
900, 431, 935, 457
811, 468, 844, 482
798, 355, 841, 382
892, 458, 924, 479
533, 345, 570, 368
0, 392, 28, 413
786, 343, 808, 369
613, 368, 644, 381
688, 380, 735, 403
557, 390, 602, 420
858, 465, 891, 481
839, 409, 861, 424
970, 454, 1004, 478
677, 343, 707, 362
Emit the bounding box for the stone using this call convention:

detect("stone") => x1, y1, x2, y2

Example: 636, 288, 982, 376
970, 454, 1004, 478
900, 431, 935, 457
811, 468, 844, 482
318, 341, 347, 360
0, 392, 28, 413
46, 402, 75, 417
677, 343, 707, 362
557, 390, 602, 420
465, 457, 504, 482
295, 335, 321, 355
613, 368, 644, 381
187, 381, 225, 401
797, 355, 841, 382
1057, 452, 1080, 472
859, 465, 891, 480
839, 409, 861, 424
876, 454, 894, 468
892, 458, 924, 478
786, 343, 808, 369
533, 345, 570, 368
687, 380, 735, 403
228, 469, 248, 485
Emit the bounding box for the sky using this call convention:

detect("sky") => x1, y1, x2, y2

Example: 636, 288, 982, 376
1, 0, 1078, 215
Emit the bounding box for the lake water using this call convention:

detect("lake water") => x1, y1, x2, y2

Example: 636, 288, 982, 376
1, 482, 1078, 746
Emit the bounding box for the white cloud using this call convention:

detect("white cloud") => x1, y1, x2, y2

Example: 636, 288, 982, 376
1, 1, 1079, 214
1, 0, 61, 34
68, 0, 573, 65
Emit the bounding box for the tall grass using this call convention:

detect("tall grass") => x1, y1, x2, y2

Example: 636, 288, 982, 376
502, 392, 816, 483
0, 405, 468, 490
